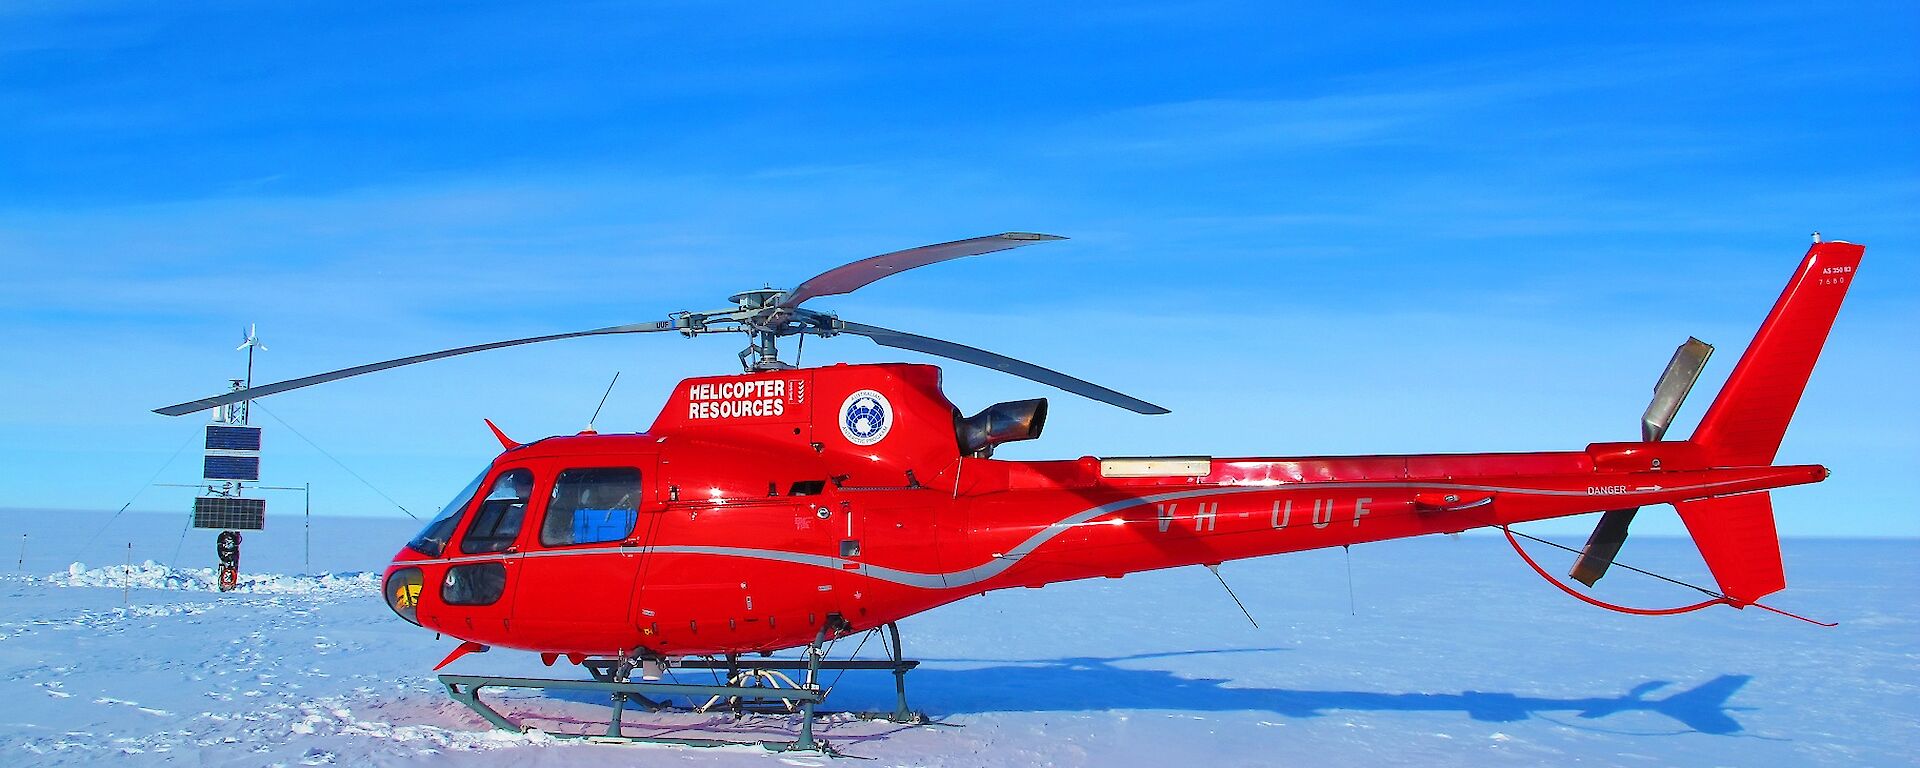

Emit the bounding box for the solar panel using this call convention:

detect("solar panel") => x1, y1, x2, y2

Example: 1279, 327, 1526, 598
204, 455, 261, 481
193, 497, 266, 530
206, 425, 263, 451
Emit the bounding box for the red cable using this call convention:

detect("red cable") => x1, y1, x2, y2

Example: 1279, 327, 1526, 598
1748, 601, 1839, 627
1501, 525, 1727, 616
1501, 525, 1837, 627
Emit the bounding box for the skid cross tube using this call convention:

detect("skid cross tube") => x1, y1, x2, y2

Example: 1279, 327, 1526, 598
591, 658, 917, 673
577, 621, 925, 725
440, 673, 828, 750
442, 622, 927, 753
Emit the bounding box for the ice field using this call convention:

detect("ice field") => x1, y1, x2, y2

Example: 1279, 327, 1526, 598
1, 509, 1914, 767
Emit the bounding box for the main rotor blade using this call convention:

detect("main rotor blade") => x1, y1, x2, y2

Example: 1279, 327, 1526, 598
1642, 337, 1713, 442
836, 320, 1169, 415
153, 320, 675, 416
777, 233, 1064, 310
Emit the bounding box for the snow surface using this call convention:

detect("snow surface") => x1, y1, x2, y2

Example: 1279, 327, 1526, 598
1, 509, 1915, 767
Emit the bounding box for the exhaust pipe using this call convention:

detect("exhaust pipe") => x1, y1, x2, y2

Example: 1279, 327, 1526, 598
956, 399, 1048, 457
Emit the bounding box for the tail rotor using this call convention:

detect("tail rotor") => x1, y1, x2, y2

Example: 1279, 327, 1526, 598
1568, 337, 1714, 586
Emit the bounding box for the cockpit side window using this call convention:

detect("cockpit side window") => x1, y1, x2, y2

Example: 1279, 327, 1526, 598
406, 469, 487, 557
459, 468, 534, 554
541, 467, 641, 547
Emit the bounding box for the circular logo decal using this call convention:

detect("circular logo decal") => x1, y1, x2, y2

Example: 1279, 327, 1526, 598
839, 389, 893, 446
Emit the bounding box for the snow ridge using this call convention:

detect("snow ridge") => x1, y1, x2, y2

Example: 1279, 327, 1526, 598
48, 561, 379, 596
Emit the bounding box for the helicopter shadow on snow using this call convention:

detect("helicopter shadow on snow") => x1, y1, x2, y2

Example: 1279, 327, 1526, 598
820, 648, 1757, 736
516, 648, 1754, 745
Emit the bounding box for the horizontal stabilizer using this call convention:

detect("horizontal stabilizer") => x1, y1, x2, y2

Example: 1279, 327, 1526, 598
1673, 492, 1784, 605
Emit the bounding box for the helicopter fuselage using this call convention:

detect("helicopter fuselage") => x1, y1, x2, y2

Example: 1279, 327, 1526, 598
382, 361, 1823, 658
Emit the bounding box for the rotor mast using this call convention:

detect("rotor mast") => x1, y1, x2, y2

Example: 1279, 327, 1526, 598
728, 288, 808, 372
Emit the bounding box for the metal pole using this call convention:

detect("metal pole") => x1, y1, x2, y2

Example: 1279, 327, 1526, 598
886, 622, 911, 722
796, 627, 826, 752
17, 533, 24, 572
304, 482, 311, 575
1344, 545, 1356, 616
123, 542, 131, 605
606, 692, 628, 738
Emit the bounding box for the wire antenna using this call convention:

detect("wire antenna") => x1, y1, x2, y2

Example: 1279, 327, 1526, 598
255, 402, 416, 520
587, 372, 621, 432
1343, 545, 1357, 616
1205, 564, 1260, 628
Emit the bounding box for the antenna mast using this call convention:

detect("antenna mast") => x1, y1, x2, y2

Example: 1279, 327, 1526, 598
199, 325, 270, 591
228, 324, 266, 425
586, 372, 621, 432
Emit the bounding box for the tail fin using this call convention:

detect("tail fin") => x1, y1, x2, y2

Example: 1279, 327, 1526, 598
1676, 240, 1860, 605
1648, 674, 1751, 734
1674, 492, 1784, 605
1690, 241, 1863, 466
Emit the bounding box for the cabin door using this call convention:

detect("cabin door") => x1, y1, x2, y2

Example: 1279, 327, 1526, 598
509, 461, 652, 652
435, 466, 535, 639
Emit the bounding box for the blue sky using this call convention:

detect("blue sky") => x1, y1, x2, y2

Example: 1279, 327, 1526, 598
0, 1, 1914, 537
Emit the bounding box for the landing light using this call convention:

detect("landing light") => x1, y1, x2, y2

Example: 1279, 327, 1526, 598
385, 568, 423, 626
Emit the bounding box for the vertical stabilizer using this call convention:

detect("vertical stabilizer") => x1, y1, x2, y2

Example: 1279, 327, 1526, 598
1690, 242, 1863, 466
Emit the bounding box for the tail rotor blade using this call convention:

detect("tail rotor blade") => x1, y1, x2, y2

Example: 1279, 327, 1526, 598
1569, 337, 1712, 586
1642, 337, 1713, 442
1569, 507, 1639, 586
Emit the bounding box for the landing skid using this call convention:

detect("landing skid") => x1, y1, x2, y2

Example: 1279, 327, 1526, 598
439, 622, 926, 754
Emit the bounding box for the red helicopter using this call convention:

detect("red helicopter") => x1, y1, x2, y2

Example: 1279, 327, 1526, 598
156, 234, 1861, 752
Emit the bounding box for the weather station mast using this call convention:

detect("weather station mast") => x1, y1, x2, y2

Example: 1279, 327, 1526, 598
192, 326, 270, 591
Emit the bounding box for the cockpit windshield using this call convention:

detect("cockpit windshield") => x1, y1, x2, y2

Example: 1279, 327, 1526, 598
405, 469, 488, 557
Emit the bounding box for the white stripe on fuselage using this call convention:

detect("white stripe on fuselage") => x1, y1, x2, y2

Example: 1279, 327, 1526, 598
390, 477, 1771, 589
